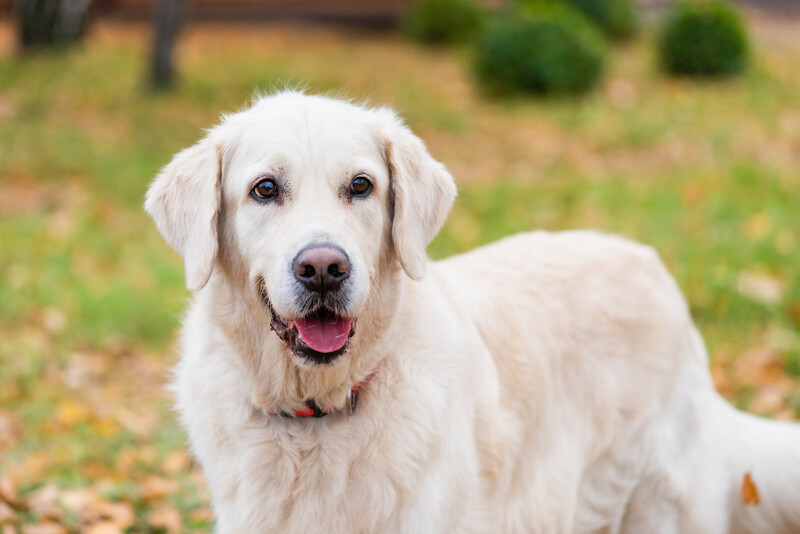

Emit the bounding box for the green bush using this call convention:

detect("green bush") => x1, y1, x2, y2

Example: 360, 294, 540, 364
513, 0, 636, 41
563, 0, 637, 40
401, 0, 484, 45
659, 1, 749, 77
474, 6, 607, 95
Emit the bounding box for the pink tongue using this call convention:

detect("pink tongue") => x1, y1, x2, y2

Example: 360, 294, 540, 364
295, 315, 352, 353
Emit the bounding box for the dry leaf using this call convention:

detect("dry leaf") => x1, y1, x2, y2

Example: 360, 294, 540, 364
749, 386, 788, 415
0, 413, 22, 452
0, 500, 16, 522
162, 451, 189, 475
82, 501, 134, 530
41, 308, 67, 333
139, 476, 180, 502
21, 524, 67, 534
743, 213, 770, 240
27, 485, 63, 521
734, 349, 784, 387
188, 507, 213, 522
0, 477, 22, 509
147, 506, 182, 533
741, 472, 761, 506
82, 521, 123, 534
737, 273, 783, 305
58, 489, 97, 514
55, 402, 89, 429
112, 408, 155, 437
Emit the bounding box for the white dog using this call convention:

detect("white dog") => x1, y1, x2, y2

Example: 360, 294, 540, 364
145, 92, 800, 533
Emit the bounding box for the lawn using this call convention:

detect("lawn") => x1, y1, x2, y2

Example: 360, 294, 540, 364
0, 13, 799, 533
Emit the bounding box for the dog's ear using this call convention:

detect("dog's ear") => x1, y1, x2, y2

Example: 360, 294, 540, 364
375, 110, 456, 280
145, 135, 222, 292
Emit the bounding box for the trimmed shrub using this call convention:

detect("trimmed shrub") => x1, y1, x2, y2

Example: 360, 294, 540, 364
658, 1, 749, 77
401, 0, 484, 45
474, 6, 607, 95
563, 0, 637, 40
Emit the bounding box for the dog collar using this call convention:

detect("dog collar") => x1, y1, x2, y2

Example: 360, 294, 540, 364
274, 382, 361, 419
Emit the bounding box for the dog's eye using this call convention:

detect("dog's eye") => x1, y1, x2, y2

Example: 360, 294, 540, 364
252, 179, 279, 201
349, 176, 372, 197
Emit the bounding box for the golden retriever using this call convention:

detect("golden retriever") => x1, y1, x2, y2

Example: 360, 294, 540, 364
145, 91, 800, 533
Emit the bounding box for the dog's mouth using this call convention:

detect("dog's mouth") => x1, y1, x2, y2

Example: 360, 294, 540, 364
261, 284, 356, 365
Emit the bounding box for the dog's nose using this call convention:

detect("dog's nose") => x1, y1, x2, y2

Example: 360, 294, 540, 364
292, 246, 351, 292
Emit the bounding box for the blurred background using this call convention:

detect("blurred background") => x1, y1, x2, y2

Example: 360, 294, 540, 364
0, 0, 798, 531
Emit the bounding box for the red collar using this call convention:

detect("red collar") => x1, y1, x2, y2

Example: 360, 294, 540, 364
268, 381, 361, 419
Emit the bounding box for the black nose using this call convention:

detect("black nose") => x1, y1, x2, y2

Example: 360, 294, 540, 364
292, 245, 351, 293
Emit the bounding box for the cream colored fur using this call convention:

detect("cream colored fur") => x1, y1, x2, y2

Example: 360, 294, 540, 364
145, 92, 800, 534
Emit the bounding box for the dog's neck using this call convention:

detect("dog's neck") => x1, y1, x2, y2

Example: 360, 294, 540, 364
202, 266, 405, 416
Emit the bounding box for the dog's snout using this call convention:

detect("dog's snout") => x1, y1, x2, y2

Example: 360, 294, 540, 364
293, 245, 351, 292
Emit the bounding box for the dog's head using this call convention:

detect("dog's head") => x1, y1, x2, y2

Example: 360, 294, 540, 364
145, 92, 456, 367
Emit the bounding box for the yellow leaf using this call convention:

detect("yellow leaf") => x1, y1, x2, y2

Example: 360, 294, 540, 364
741, 472, 761, 506
744, 213, 770, 240
56, 401, 88, 428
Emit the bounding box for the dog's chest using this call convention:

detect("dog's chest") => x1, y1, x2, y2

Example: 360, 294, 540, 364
215, 414, 428, 532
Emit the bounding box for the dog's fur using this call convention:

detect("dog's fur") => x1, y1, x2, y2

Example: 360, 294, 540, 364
145, 92, 800, 533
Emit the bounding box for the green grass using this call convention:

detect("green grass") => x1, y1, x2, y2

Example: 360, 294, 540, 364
0, 17, 798, 531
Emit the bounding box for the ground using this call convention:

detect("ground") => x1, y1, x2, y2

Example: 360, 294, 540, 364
0, 12, 799, 533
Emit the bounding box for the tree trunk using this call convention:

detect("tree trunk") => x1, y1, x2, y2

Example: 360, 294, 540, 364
150, 0, 183, 90
15, 0, 89, 48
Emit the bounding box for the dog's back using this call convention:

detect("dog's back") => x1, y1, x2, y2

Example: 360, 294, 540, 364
439, 230, 800, 533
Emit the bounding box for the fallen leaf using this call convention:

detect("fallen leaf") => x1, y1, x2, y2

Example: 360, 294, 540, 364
148, 506, 182, 533
0, 500, 16, 522
734, 349, 784, 388
82, 501, 134, 530
741, 472, 761, 506
82, 522, 123, 534
63, 352, 109, 390
787, 301, 800, 326
0, 477, 23, 509
743, 213, 770, 240
0, 413, 22, 451
21, 524, 67, 534
41, 308, 67, 333
188, 507, 213, 522
111, 407, 155, 437
27, 485, 63, 521
58, 489, 97, 514
749, 386, 787, 415
55, 401, 89, 429
737, 272, 783, 305
139, 476, 180, 502
162, 451, 189, 475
